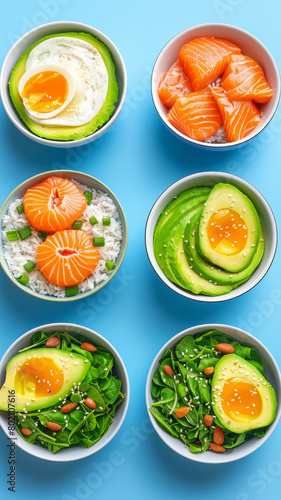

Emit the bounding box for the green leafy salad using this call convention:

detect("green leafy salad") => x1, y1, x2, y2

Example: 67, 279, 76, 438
2, 330, 125, 454
149, 329, 277, 454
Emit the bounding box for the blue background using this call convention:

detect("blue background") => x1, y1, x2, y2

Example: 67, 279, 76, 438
0, 1, 281, 499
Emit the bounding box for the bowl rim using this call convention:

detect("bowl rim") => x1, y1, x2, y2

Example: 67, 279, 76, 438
151, 22, 281, 149
145, 322, 281, 464
0, 169, 128, 302
145, 171, 278, 303
0, 20, 127, 148
0, 322, 130, 462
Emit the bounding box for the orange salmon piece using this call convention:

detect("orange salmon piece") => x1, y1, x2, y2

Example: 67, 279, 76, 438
158, 58, 192, 108
37, 230, 99, 287
179, 37, 241, 91
167, 88, 221, 141
23, 176, 87, 232
221, 54, 273, 103
211, 86, 261, 142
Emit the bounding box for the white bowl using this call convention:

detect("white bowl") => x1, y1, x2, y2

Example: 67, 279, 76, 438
145, 171, 277, 302
152, 23, 280, 150
0, 21, 127, 148
0, 323, 130, 462
146, 323, 281, 464
0, 170, 128, 302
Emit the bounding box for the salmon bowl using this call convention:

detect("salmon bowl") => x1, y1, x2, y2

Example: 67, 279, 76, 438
145, 171, 277, 302
0, 170, 128, 301
0, 322, 129, 461
145, 323, 281, 464
0, 21, 127, 148
152, 23, 280, 149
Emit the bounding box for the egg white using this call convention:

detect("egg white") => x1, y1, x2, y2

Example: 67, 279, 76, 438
24, 37, 109, 126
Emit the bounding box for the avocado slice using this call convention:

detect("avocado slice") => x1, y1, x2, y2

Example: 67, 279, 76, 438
154, 193, 210, 286
212, 354, 277, 433
9, 32, 118, 141
184, 209, 264, 286
198, 184, 261, 273
157, 204, 234, 296
0, 348, 90, 412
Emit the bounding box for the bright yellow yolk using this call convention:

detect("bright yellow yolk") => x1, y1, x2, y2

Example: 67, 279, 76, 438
21, 71, 69, 113
207, 209, 248, 255
221, 377, 262, 423
14, 357, 64, 398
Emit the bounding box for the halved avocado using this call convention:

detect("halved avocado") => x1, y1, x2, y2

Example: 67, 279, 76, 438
9, 32, 118, 141
198, 184, 261, 273
184, 209, 264, 286
212, 354, 277, 433
0, 348, 90, 412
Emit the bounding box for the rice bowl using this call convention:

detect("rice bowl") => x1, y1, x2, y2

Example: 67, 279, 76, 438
0, 171, 127, 301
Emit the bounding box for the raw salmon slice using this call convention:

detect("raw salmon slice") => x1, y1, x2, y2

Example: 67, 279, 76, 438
178, 37, 241, 92
221, 54, 273, 103
37, 229, 99, 287
211, 87, 261, 142
23, 176, 87, 232
158, 58, 192, 108
167, 88, 222, 141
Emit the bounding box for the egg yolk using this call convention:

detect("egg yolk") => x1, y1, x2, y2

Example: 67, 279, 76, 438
221, 377, 262, 423
14, 357, 64, 398
207, 209, 248, 255
21, 71, 69, 113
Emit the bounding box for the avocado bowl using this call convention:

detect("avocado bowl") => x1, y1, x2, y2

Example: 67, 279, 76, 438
0, 21, 127, 148
145, 323, 281, 464
145, 171, 277, 302
0, 323, 129, 462
0, 169, 128, 302
152, 23, 280, 150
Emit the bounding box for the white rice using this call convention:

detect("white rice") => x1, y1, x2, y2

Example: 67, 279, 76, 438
205, 77, 227, 144
2, 179, 122, 297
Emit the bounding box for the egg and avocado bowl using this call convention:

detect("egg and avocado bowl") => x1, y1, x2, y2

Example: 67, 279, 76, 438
153, 183, 264, 296
0, 330, 124, 453
149, 329, 277, 454
9, 32, 118, 141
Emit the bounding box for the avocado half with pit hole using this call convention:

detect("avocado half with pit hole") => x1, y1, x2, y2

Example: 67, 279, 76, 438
9, 32, 118, 141
0, 348, 90, 412
212, 354, 277, 433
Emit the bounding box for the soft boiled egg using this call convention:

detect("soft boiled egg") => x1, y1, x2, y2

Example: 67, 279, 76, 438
17, 37, 109, 127
18, 64, 76, 120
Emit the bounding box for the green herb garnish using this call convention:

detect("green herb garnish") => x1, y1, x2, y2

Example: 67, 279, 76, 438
102, 218, 111, 226
93, 237, 105, 247
89, 216, 98, 226
84, 191, 93, 205
65, 286, 78, 297
17, 203, 24, 215
72, 220, 83, 229
23, 261, 36, 273
18, 226, 32, 240
105, 260, 115, 271
38, 231, 49, 241
6, 231, 18, 242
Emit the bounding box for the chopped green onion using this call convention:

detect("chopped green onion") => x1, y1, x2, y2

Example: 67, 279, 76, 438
72, 220, 83, 229
23, 261, 36, 273
84, 191, 92, 205
6, 231, 18, 242
89, 215, 99, 226
16, 275, 29, 285
38, 231, 49, 241
17, 203, 24, 215
65, 285, 78, 297
105, 260, 115, 271
102, 218, 111, 226
93, 237, 105, 247
18, 226, 32, 240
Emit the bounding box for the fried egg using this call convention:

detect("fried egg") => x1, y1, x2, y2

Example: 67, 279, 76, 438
18, 37, 108, 126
